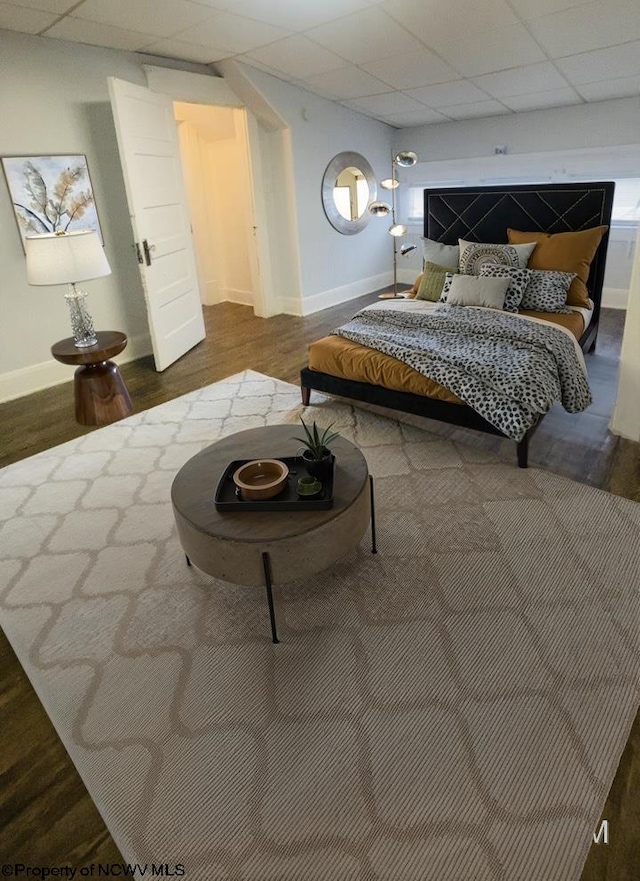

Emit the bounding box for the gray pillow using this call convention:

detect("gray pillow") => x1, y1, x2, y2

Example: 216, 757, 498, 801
445, 275, 510, 310
423, 236, 459, 266
520, 269, 576, 313
458, 239, 537, 273
478, 263, 530, 313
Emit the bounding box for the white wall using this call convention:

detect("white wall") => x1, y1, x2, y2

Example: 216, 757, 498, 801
393, 100, 640, 299
177, 118, 220, 305
611, 223, 640, 441
397, 97, 640, 163
231, 64, 395, 313
176, 104, 254, 308
208, 114, 255, 306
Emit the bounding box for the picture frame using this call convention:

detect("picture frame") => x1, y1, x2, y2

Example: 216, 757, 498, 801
1, 154, 103, 250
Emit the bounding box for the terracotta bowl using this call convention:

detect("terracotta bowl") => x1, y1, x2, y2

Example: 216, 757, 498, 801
232, 459, 289, 501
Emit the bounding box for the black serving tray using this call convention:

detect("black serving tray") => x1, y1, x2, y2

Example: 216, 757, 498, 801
214, 455, 334, 511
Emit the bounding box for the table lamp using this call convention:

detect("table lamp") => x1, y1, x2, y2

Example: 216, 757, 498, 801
25, 230, 111, 348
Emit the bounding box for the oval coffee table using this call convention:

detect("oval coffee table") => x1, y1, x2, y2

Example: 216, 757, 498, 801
171, 425, 376, 643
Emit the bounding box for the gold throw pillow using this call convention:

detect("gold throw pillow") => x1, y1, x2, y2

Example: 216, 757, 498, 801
507, 226, 607, 309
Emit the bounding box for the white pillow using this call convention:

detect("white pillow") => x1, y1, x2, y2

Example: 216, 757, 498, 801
445, 274, 510, 310
458, 239, 537, 273
423, 237, 459, 266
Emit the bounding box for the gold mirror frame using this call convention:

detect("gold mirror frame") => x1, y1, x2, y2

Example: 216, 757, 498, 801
321, 151, 377, 235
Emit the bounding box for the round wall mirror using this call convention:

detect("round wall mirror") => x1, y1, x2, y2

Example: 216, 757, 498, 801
321, 151, 377, 235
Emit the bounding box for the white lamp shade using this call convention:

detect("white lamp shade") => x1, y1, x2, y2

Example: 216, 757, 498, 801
389, 223, 407, 237
25, 230, 111, 286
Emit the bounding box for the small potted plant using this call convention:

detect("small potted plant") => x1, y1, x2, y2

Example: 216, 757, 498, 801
293, 417, 339, 479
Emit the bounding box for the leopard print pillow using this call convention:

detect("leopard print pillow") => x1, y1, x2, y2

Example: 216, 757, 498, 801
520, 269, 576, 313
440, 272, 456, 303
478, 263, 530, 313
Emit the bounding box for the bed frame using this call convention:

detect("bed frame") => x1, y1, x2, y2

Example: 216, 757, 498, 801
300, 182, 615, 467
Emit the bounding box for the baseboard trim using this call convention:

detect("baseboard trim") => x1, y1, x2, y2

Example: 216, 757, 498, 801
0, 332, 153, 404
284, 272, 393, 317
222, 288, 254, 307
602, 287, 629, 309
201, 280, 219, 306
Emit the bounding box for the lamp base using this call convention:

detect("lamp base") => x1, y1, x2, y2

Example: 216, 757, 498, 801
65, 285, 98, 348
73, 336, 99, 348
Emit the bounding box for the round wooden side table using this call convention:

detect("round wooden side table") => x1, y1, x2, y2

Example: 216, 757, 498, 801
171, 425, 377, 643
51, 330, 133, 426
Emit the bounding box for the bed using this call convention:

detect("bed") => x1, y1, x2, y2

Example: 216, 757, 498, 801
300, 181, 615, 467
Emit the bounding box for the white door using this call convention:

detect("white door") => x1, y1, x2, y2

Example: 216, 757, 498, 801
108, 77, 205, 371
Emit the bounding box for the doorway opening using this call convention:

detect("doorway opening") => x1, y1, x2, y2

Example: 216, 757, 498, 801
173, 102, 259, 312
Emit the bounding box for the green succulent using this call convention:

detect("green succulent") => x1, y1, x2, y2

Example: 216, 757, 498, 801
293, 417, 340, 460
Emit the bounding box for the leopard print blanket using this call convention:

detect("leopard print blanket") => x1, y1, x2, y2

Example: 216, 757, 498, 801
332, 305, 592, 441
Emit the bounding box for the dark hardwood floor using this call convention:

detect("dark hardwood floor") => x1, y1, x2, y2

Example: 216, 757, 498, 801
1, 295, 638, 877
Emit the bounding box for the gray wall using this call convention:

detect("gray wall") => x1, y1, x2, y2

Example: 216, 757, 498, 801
0, 30, 155, 399
238, 66, 394, 306
0, 30, 394, 398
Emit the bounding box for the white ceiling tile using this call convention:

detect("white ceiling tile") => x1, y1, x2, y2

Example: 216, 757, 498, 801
360, 48, 459, 89
0, 2, 56, 32
307, 7, 424, 65
343, 91, 425, 115
440, 100, 512, 120
501, 87, 582, 111
405, 80, 491, 107
473, 62, 570, 98
556, 41, 640, 85
75, 0, 214, 39
187, 0, 234, 8
6, 0, 77, 12
178, 10, 292, 53
508, 0, 596, 20
380, 0, 519, 46
383, 107, 450, 125
5, 0, 638, 128
231, 0, 370, 32
527, 0, 640, 58
44, 17, 152, 50
577, 75, 640, 101
241, 57, 288, 77
142, 37, 230, 64
246, 35, 350, 79
300, 67, 392, 100
437, 25, 547, 77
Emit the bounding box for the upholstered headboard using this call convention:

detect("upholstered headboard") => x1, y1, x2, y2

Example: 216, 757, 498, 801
423, 182, 615, 333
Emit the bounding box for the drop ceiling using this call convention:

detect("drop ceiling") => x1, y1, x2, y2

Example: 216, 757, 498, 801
2, 0, 640, 128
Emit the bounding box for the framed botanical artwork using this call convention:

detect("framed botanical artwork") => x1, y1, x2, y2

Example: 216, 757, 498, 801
1, 154, 103, 249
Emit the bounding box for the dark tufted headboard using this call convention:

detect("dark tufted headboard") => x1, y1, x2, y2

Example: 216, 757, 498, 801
423, 182, 615, 343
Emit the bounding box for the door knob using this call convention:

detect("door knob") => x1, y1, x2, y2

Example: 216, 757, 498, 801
142, 240, 156, 266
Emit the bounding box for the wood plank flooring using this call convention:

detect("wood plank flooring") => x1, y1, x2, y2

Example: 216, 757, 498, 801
1, 295, 638, 877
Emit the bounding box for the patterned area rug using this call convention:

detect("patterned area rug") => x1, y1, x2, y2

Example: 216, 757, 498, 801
1, 370, 639, 881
